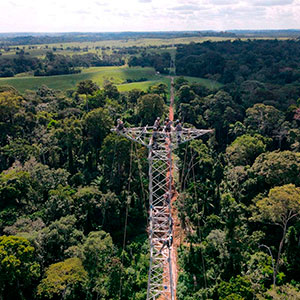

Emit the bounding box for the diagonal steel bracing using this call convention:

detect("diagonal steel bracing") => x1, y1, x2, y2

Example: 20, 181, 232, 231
112, 126, 212, 300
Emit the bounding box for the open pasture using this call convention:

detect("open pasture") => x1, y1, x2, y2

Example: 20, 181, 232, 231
0, 65, 222, 93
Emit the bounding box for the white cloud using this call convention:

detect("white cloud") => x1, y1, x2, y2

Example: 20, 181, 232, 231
206, 0, 239, 5
252, 0, 294, 6
0, 0, 299, 32
170, 4, 208, 10
94, 1, 109, 6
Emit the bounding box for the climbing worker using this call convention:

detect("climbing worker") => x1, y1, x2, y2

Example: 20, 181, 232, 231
164, 191, 170, 205
164, 118, 172, 133
175, 120, 182, 143
116, 119, 125, 132
169, 234, 173, 248
159, 235, 173, 253
152, 127, 159, 150
154, 117, 161, 131
169, 217, 173, 232
164, 118, 169, 127
159, 240, 168, 253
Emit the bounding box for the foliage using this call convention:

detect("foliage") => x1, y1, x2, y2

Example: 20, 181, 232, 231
128, 51, 170, 73
0, 235, 40, 299
264, 284, 300, 300
218, 276, 254, 300
0, 50, 124, 78
253, 184, 300, 285
83, 107, 113, 149
136, 93, 166, 125
37, 257, 88, 299
176, 40, 300, 85
244, 251, 273, 294
250, 151, 300, 189
41, 215, 84, 265
254, 184, 300, 227
76, 79, 99, 95
245, 104, 284, 137
81, 231, 121, 299
226, 134, 270, 166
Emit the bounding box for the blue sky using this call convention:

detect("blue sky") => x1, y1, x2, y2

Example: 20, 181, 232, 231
1, 0, 299, 32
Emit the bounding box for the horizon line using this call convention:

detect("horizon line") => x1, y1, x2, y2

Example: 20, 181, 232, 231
0, 29, 300, 34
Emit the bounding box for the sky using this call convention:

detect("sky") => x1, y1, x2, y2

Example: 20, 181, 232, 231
1, 0, 300, 32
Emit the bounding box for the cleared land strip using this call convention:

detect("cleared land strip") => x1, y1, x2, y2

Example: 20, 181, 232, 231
0, 66, 222, 93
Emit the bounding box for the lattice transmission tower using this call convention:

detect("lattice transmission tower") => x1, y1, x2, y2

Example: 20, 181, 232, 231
112, 125, 212, 300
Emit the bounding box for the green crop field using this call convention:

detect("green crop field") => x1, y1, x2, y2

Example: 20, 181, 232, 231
117, 80, 168, 92
0, 66, 158, 92
0, 66, 222, 93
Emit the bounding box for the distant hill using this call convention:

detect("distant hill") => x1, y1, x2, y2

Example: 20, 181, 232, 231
228, 29, 300, 37
0, 31, 236, 46
0, 30, 299, 47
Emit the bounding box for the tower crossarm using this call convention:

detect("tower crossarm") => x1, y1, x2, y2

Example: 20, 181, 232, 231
111, 127, 213, 149
177, 128, 213, 145
111, 126, 154, 147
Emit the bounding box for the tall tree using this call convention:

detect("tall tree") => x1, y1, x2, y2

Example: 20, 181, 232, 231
245, 104, 284, 137
254, 184, 300, 285
136, 94, 165, 125
37, 257, 88, 300
82, 231, 121, 299
0, 235, 40, 300
226, 134, 270, 166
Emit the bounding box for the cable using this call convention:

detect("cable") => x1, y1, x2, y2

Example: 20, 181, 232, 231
119, 141, 133, 299
190, 146, 208, 291
134, 143, 149, 227
180, 143, 189, 192
109, 138, 118, 185
183, 152, 197, 191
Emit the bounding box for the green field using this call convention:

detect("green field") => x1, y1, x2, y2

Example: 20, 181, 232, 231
0, 66, 222, 93
0, 66, 157, 92
119, 76, 223, 92
0, 37, 233, 56
0, 36, 289, 58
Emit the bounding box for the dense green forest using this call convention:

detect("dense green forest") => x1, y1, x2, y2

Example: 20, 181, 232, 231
1, 38, 300, 299
175, 40, 300, 85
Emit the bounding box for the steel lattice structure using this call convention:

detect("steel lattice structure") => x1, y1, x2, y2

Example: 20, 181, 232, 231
112, 126, 212, 300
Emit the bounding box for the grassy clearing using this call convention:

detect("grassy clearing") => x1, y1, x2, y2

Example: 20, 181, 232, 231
0, 66, 159, 92
182, 76, 223, 90
118, 76, 222, 92
117, 77, 170, 92
0, 66, 222, 93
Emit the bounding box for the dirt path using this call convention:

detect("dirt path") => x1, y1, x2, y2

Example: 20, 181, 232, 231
169, 78, 175, 122
158, 77, 179, 300
169, 77, 179, 300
